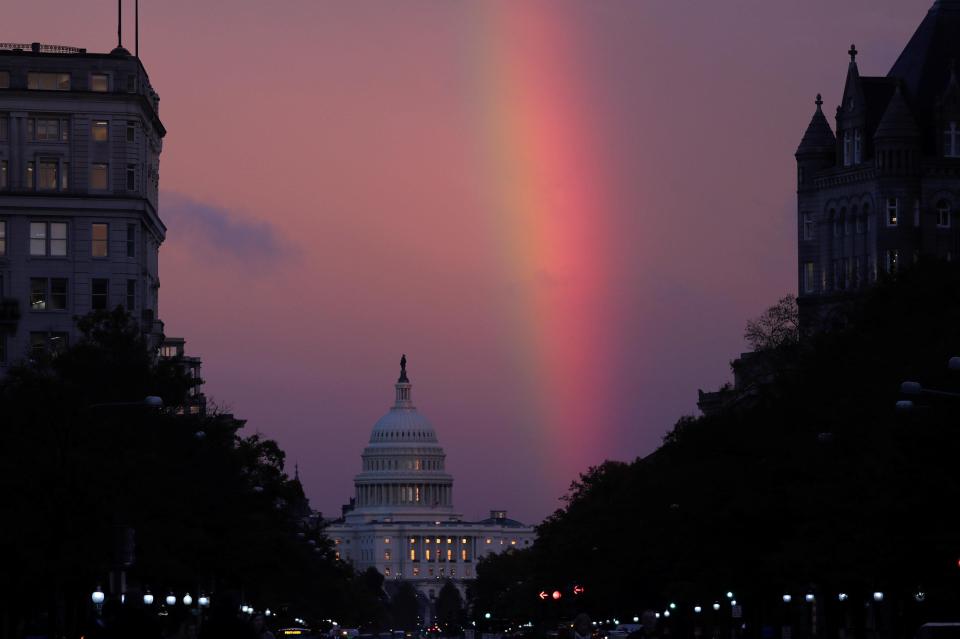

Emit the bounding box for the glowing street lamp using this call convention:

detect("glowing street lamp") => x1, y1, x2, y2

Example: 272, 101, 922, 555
712, 603, 721, 611
91, 586, 105, 606
838, 593, 849, 602
199, 595, 210, 608
873, 592, 884, 602
143, 591, 155, 606
165, 594, 176, 607
182, 593, 193, 606
782, 595, 793, 603
805, 594, 815, 603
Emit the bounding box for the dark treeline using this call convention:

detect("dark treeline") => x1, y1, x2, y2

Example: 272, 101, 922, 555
471, 260, 960, 634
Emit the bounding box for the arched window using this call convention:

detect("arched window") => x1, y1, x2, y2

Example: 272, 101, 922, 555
937, 200, 951, 228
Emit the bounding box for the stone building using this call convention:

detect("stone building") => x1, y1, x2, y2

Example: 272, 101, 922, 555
0, 41, 199, 379
326, 357, 536, 618
796, 0, 960, 323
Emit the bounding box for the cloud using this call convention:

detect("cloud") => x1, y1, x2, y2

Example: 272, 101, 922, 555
160, 191, 296, 266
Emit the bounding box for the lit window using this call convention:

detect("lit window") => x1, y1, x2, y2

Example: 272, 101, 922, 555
384, 537, 390, 544
413, 567, 420, 577
384, 550, 391, 561
28, 72, 70, 91
91, 74, 108, 92
802, 213, 814, 240
0, 221, 5, 256
461, 549, 467, 561
410, 549, 416, 561
30, 278, 67, 311
887, 198, 898, 226
91, 278, 108, 310
30, 279, 47, 310
0, 71, 8, 88
510, 540, 517, 545
37, 161, 58, 190
425, 549, 432, 561
126, 280, 136, 310
409, 538, 416, 544
446, 549, 453, 561
938, 201, 951, 228
92, 120, 109, 142
92, 223, 108, 257
945, 122, 960, 158
91, 164, 108, 190
485, 538, 491, 544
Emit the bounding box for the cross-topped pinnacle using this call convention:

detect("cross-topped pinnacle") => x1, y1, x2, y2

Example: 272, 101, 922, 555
849, 44, 858, 63
815, 94, 823, 110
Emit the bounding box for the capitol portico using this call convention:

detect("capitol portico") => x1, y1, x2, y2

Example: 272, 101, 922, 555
326, 357, 536, 606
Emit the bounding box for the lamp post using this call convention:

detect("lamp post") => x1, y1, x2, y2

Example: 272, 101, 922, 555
143, 590, 154, 606
92, 586, 105, 614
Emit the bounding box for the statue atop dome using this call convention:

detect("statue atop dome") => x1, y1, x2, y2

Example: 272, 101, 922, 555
398, 354, 409, 383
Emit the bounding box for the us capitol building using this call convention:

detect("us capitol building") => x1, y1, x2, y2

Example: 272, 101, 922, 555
326, 356, 536, 604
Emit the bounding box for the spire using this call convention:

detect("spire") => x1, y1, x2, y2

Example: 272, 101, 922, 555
394, 355, 413, 407
874, 85, 921, 140
849, 44, 858, 63
294, 463, 300, 482
796, 94, 836, 157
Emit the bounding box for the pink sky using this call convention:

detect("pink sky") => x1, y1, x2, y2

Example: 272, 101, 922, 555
7, 0, 935, 523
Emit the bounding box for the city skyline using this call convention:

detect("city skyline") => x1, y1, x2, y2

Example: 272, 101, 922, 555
3, 0, 936, 523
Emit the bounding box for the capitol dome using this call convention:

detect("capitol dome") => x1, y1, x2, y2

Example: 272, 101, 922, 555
345, 356, 459, 524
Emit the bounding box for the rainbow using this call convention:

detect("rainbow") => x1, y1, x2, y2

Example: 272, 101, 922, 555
468, 4, 619, 480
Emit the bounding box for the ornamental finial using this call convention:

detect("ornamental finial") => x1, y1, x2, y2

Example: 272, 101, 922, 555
849, 44, 858, 63
815, 94, 823, 110
398, 354, 409, 383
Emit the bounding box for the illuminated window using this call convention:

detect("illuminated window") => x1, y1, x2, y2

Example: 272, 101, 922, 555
485, 538, 491, 545
938, 201, 951, 228
37, 161, 58, 191
887, 198, 898, 226
409, 538, 416, 544
30, 278, 67, 311
425, 549, 431, 561
461, 549, 467, 561
384, 550, 391, 561
30, 222, 67, 256
92, 223, 108, 257
410, 549, 417, 561
28, 72, 70, 90
446, 538, 452, 544
510, 540, 517, 545
92, 120, 109, 142
91, 163, 108, 190
446, 549, 453, 561
384, 537, 391, 544
91, 278, 108, 310
91, 74, 108, 92
413, 567, 420, 577
425, 538, 430, 544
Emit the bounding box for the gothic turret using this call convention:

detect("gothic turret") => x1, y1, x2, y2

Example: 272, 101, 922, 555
796, 94, 836, 187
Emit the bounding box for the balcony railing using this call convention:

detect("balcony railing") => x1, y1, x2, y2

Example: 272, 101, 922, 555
0, 42, 87, 54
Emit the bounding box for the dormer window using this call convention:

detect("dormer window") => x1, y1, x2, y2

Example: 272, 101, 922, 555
945, 122, 960, 157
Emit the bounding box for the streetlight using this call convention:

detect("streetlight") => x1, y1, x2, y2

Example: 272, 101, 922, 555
198, 595, 210, 608
165, 593, 176, 606
182, 593, 193, 606
783, 594, 792, 603
713, 603, 721, 611
669, 602, 677, 610
143, 590, 155, 606
663, 611, 671, 618
873, 592, 884, 602
805, 593, 815, 603
694, 606, 702, 614
91, 586, 105, 606
726, 592, 734, 599
837, 593, 848, 602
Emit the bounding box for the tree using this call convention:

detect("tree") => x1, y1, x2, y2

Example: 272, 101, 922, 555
435, 581, 464, 636
744, 294, 799, 351
391, 582, 421, 631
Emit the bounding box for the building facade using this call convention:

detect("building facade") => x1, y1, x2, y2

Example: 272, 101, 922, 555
796, 0, 960, 323
0, 41, 165, 368
326, 358, 536, 613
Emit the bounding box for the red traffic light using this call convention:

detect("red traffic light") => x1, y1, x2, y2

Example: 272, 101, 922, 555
552, 591, 562, 600
573, 585, 585, 595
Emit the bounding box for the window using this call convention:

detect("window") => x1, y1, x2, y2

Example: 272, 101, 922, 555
126, 164, 136, 191
886, 249, 900, 274
126, 122, 135, 142
802, 213, 814, 240
803, 262, 815, 294
938, 201, 951, 228
0, 220, 5, 256
410, 549, 417, 561
854, 129, 862, 164
31, 118, 67, 141
412, 567, 420, 577
61, 162, 69, 190
126, 224, 136, 257
91, 74, 108, 92
887, 198, 899, 226
0, 116, 7, 141
0, 161, 6, 189
90, 164, 108, 190
126, 280, 136, 310
28, 72, 70, 91
37, 161, 58, 190
91, 120, 109, 142
29, 222, 67, 256
384, 550, 391, 561
126, 75, 137, 93
30, 277, 67, 311
26, 162, 34, 189
0, 71, 8, 88
425, 549, 432, 561
843, 130, 853, 166
945, 122, 960, 158
30, 332, 68, 357
92, 223, 108, 257
91, 278, 108, 310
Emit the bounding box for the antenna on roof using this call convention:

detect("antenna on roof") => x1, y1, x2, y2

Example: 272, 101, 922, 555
117, 0, 122, 49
